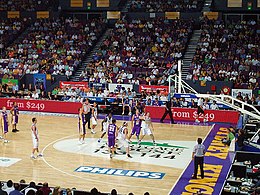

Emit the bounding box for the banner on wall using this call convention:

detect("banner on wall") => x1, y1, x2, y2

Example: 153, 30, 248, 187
139, 85, 169, 94
60, 81, 88, 89
33, 74, 46, 89
145, 106, 239, 123
231, 89, 252, 99
89, 82, 107, 90
1, 79, 18, 90
0, 98, 239, 123
108, 83, 133, 92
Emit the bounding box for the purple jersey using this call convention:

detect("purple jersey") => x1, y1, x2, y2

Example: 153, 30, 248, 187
2, 111, 8, 133
12, 105, 19, 124
133, 114, 142, 127
14, 106, 19, 115
108, 124, 116, 138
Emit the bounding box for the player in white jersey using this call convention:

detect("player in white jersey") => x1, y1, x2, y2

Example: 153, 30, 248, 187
138, 112, 156, 145
98, 112, 113, 143
91, 102, 98, 134
117, 122, 132, 158
31, 117, 43, 159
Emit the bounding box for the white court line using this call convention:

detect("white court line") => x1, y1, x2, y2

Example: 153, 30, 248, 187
41, 135, 168, 192
168, 124, 215, 194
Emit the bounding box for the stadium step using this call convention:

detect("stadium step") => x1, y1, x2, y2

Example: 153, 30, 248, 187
181, 29, 202, 80
70, 28, 112, 82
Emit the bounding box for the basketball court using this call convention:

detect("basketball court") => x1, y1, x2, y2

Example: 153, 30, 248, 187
0, 113, 212, 194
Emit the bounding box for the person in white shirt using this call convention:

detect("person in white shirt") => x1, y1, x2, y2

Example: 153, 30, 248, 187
31, 91, 39, 99
195, 98, 207, 123
192, 138, 205, 179
210, 101, 219, 110
3, 180, 14, 195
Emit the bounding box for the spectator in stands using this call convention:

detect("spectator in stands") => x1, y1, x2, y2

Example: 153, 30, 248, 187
9, 183, 23, 195
111, 189, 117, 195
235, 129, 245, 151
222, 128, 235, 146
52, 187, 60, 195
25, 182, 37, 195
210, 100, 219, 110
3, 180, 14, 195
39, 183, 51, 195
0, 181, 7, 195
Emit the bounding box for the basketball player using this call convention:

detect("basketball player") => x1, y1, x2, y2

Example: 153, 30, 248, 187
129, 109, 143, 141
195, 98, 207, 123
138, 112, 156, 145
1, 106, 9, 143
122, 97, 132, 116
10, 102, 19, 132
91, 102, 98, 134
98, 112, 113, 143
78, 107, 86, 144
82, 99, 92, 130
31, 117, 43, 159
117, 122, 132, 158
107, 119, 118, 159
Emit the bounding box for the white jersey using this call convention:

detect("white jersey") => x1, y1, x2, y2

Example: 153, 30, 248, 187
141, 116, 153, 135
106, 116, 113, 124
118, 126, 127, 140
102, 121, 108, 132
141, 116, 151, 129
31, 123, 38, 139
117, 126, 129, 148
92, 107, 98, 118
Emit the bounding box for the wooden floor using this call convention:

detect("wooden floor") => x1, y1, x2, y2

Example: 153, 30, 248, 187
0, 114, 211, 195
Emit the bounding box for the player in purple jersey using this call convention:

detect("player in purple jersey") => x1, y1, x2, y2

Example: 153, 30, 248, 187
1, 106, 9, 143
78, 107, 86, 144
107, 119, 118, 158
129, 109, 144, 141
10, 102, 19, 132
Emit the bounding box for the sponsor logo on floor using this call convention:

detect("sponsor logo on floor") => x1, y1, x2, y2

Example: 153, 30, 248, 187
0, 157, 21, 167
53, 138, 196, 169
170, 124, 235, 195
75, 166, 165, 179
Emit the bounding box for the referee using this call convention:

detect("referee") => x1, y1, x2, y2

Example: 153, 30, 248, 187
192, 138, 205, 179
160, 93, 175, 124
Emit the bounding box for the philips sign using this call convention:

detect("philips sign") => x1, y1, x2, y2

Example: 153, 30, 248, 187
75, 166, 165, 179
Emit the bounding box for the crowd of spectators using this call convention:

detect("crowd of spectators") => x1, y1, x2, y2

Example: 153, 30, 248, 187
186, 18, 260, 90
0, 180, 150, 195
0, 17, 106, 79
0, 18, 30, 52
0, 0, 58, 11
80, 18, 193, 85
127, 0, 204, 12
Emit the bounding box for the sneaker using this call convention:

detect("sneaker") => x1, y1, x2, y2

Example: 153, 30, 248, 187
31, 155, 36, 159
12, 129, 16, 133
37, 153, 43, 157
98, 138, 101, 143
78, 140, 83, 144
137, 140, 141, 145
122, 112, 124, 115
192, 175, 197, 179
195, 119, 200, 123
91, 130, 96, 134
203, 119, 208, 123
110, 153, 113, 159
0, 136, 3, 139
81, 140, 85, 144
4, 140, 10, 143
153, 141, 157, 146
129, 112, 132, 116
127, 154, 133, 158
